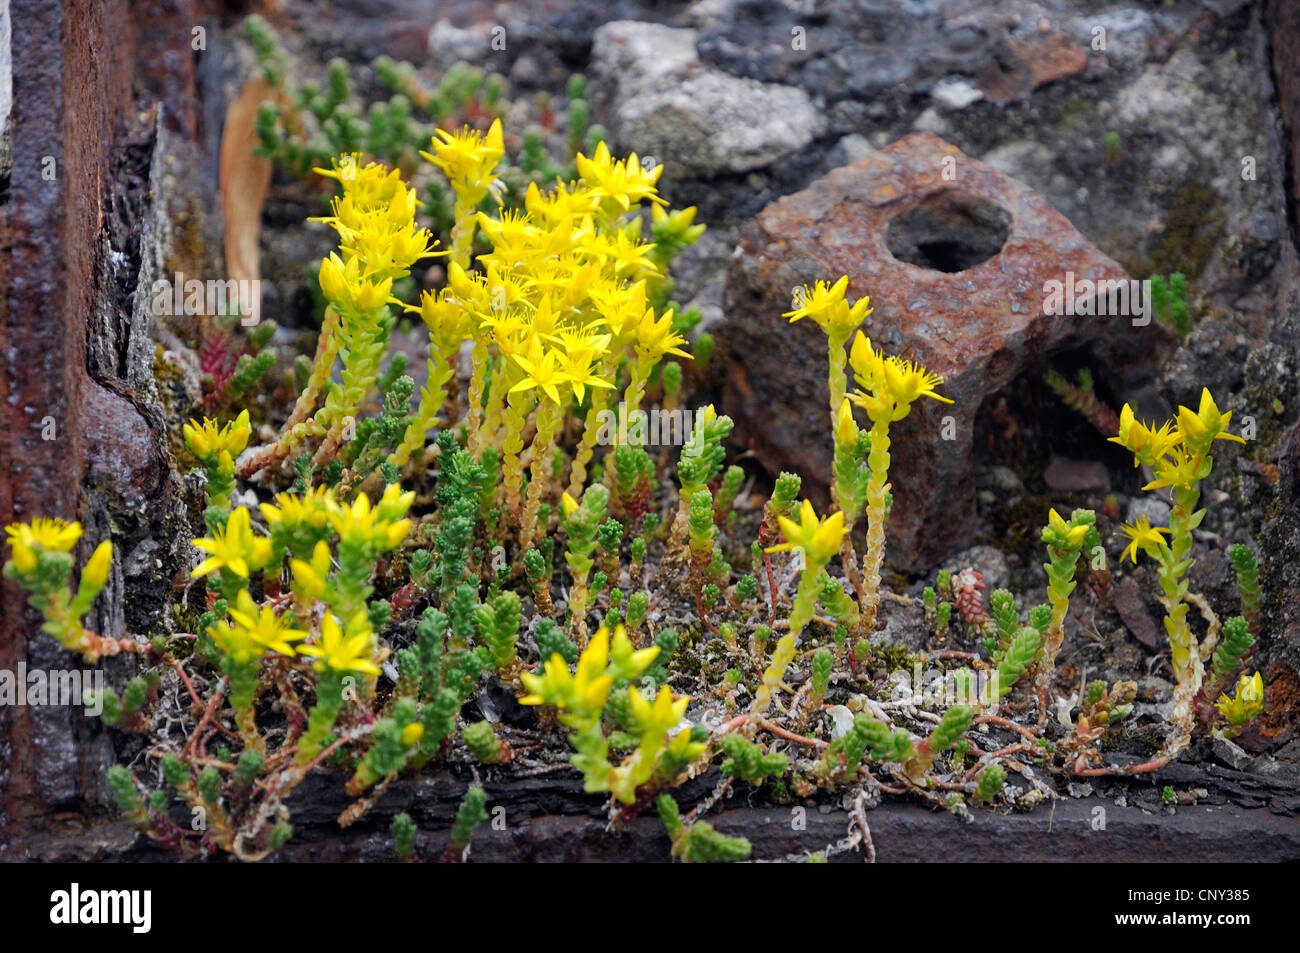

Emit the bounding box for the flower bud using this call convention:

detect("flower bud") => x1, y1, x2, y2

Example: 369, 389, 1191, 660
10, 539, 37, 574
318, 253, 348, 304
82, 540, 113, 591
835, 400, 857, 447
401, 722, 425, 747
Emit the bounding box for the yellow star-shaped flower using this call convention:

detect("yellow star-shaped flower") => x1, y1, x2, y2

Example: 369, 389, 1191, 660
226, 589, 308, 657
191, 507, 269, 579
1175, 388, 1244, 451
183, 410, 251, 463
511, 344, 567, 405
6, 517, 83, 554
299, 611, 381, 676
766, 500, 846, 567
1117, 514, 1171, 564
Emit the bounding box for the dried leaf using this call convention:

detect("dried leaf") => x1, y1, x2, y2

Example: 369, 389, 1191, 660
219, 76, 274, 327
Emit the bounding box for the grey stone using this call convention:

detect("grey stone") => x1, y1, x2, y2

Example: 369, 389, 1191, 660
1212, 734, 1253, 772
980, 139, 1056, 184
981, 465, 1024, 495
509, 54, 541, 87
947, 546, 1010, 592
428, 20, 493, 66
591, 20, 824, 177
591, 20, 700, 103
836, 133, 875, 164
1126, 496, 1172, 528
1116, 51, 1223, 178
1064, 8, 1157, 70
931, 76, 983, 110
911, 105, 949, 135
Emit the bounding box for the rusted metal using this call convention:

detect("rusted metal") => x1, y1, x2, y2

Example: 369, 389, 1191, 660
0, 0, 131, 835
0, 0, 200, 838
722, 133, 1172, 569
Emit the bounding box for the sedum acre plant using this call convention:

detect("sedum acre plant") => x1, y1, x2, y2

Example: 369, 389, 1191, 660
1101, 389, 1262, 771
5, 102, 1267, 861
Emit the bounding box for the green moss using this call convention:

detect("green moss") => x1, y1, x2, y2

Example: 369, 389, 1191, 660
990, 492, 1085, 567
1051, 95, 1096, 131
1119, 181, 1225, 279
869, 643, 921, 678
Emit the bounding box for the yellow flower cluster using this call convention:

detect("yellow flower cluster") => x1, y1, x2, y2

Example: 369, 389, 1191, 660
260, 484, 335, 538
4, 518, 115, 658
189, 480, 411, 583
1044, 507, 1092, 550
387, 123, 699, 543
238, 155, 440, 478
847, 331, 952, 424
5, 518, 112, 594
765, 499, 846, 567
519, 623, 658, 712
209, 589, 306, 666
327, 483, 414, 552
519, 624, 701, 803
209, 594, 378, 677
192, 483, 412, 677
422, 118, 506, 208
183, 409, 251, 465
1216, 671, 1264, 725
183, 410, 253, 510
449, 176, 688, 416
575, 141, 666, 214
1110, 388, 1243, 494
191, 507, 272, 579
1118, 514, 1171, 564
314, 157, 436, 282
1112, 388, 1243, 562
299, 611, 382, 676
784, 275, 872, 339
5, 517, 86, 572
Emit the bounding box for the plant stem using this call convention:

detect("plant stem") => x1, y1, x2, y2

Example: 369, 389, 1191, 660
520, 398, 563, 552
858, 419, 891, 636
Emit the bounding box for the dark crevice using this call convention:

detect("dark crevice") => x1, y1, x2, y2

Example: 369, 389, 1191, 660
1264, 0, 1300, 258
885, 192, 1011, 272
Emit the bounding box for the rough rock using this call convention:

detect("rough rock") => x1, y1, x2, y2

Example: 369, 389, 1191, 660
1125, 495, 1171, 529
1111, 575, 1161, 651
590, 20, 824, 178
946, 545, 1010, 592
1257, 420, 1300, 689
1268, 0, 1300, 239
693, 0, 1089, 105
1042, 455, 1110, 492
720, 133, 1172, 569
428, 19, 494, 66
